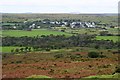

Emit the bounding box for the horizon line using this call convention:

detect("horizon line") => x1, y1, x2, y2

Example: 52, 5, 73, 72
0, 12, 118, 14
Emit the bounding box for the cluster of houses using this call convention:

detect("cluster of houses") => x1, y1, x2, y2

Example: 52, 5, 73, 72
70, 22, 96, 28
28, 20, 97, 29
2, 19, 118, 30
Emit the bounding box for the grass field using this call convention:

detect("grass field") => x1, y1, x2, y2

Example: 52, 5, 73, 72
27, 75, 51, 78
66, 28, 119, 35
27, 73, 119, 79
0, 46, 25, 53
69, 28, 100, 35
107, 28, 119, 35
96, 36, 119, 42
2, 29, 72, 37
85, 73, 119, 79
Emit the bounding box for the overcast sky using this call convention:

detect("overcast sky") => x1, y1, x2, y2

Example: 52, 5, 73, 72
0, 0, 119, 13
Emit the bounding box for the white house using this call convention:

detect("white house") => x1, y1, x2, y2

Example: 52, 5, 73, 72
37, 26, 41, 29
13, 26, 16, 29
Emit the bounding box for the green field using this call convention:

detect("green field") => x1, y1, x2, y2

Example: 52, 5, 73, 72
96, 36, 119, 42
27, 75, 51, 78
107, 28, 119, 35
66, 28, 100, 35
27, 73, 119, 79
84, 73, 119, 79
2, 29, 72, 37
0, 46, 25, 53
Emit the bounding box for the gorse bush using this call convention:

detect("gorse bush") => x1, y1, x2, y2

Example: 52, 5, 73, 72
88, 52, 100, 58
45, 48, 50, 51
70, 54, 81, 59
88, 52, 106, 58
115, 66, 120, 73
54, 54, 64, 59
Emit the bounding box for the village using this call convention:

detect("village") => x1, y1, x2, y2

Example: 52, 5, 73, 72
1, 19, 118, 31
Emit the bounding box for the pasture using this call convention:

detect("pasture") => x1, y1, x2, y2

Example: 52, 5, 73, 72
66, 28, 100, 35
2, 29, 72, 37
96, 36, 119, 42
107, 28, 119, 35
1, 46, 25, 53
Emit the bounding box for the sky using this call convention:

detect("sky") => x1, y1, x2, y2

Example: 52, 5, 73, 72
0, 0, 119, 13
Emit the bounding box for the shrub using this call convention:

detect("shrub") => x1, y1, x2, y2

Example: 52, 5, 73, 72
54, 54, 64, 59
115, 66, 120, 73
48, 69, 54, 74
76, 48, 80, 51
70, 54, 81, 59
88, 52, 100, 58
95, 45, 100, 49
100, 31, 108, 36
16, 61, 22, 64
99, 55, 106, 58
45, 48, 50, 51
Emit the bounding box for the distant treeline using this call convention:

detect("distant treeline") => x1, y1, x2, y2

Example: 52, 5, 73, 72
2, 35, 119, 50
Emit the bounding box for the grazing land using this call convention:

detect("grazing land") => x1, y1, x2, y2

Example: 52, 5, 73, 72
1, 46, 24, 53
96, 36, 119, 42
2, 29, 72, 37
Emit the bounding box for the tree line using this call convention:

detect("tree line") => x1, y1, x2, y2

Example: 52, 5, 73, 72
2, 34, 119, 51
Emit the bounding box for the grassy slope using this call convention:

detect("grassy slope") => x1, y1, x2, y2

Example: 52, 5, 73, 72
2, 29, 72, 37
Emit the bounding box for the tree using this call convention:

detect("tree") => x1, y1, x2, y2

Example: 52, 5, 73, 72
28, 47, 31, 52
25, 47, 28, 52
61, 30, 65, 32
95, 45, 100, 49
20, 48, 24, 52
32, 46, 39, 51
15, 48, 19, 53
11, 49, 14, 53
41, 35, 46, 37
45, 48, 50, 51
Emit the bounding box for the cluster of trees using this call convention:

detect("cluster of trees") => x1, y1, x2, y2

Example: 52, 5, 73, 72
2, 34, 119, 51
11, 47, 32, 53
